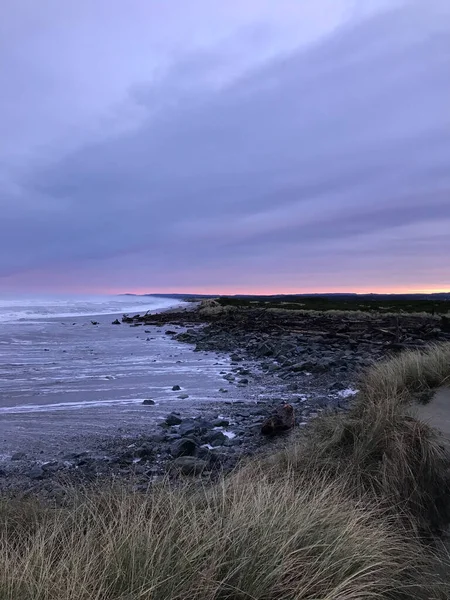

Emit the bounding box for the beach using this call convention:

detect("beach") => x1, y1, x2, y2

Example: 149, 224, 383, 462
1, 295, 449, 494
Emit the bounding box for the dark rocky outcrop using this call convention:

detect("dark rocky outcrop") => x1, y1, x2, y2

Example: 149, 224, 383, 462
261, 404, 295, 436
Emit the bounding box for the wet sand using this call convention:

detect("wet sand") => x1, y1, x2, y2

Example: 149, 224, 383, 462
0, 313, 244, 459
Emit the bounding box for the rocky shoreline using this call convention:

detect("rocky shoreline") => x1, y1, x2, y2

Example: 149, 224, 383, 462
1, 302, 448, 499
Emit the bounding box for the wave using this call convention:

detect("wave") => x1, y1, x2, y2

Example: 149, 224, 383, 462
0, 295, 184, 323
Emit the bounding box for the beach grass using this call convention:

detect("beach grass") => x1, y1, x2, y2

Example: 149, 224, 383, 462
1, 344, 450, 599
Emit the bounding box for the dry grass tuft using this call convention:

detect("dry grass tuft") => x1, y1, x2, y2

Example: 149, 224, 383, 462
0, 474, 447, 600
260, 343, 450, 536
360, 343, 450, 403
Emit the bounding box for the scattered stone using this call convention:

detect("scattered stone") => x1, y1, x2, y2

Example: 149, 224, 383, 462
91, 321, 99, 326
112, 319, 121, 325
219, 388, 228, 393
238, 378, 249, 385
170, 438, 198, 458
212, 419, 230, 428
142, 399, 155, 405
203, 431, 227, 447
178, 394, 189, 400
28, 465, 45, 480
165, 412, 183, 426
165, 330, 177, 335
11, 452, 27, 461
171, 457, 207, 475
172, 385, 181, 391
136, 443, 154, 458
261, 404, 295, 436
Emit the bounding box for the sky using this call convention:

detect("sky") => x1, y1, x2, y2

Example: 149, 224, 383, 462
0, 0, 449, 295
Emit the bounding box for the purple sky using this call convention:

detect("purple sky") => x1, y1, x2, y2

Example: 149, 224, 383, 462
1, 0, 449, 294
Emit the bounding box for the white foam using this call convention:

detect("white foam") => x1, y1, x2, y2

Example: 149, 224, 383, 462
0, 295, 184, 323
0, 398, 145, 414
337, 388, 359, 398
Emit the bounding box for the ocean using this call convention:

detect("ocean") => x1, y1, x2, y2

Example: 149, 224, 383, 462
0, 295, 233, 456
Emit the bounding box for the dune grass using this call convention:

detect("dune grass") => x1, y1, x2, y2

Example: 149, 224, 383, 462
0, 474, 447, 600
1, 344, 450, 599
360, 342, 450, 402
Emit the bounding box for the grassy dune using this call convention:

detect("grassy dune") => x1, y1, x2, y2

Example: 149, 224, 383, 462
1, 345, 450, 599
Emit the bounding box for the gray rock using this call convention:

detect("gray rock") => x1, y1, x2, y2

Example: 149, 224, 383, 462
142, 399, 155, 405
170, 438, 198, 458
136, 443, 154, 458
165, 413, 183, 426
172, 385, 181, 391
178, 394, 189, 400
171, 457, 207, 475
212, 419, 230, 428
28, 466, 44, 480
238, 378, 249, 385
203, 431, 228, 447
11, 452, 27, 461
219, 388, 229, 393
148, 432, 166, 443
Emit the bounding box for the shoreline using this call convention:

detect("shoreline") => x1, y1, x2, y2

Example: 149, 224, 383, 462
1, 301, 448, 497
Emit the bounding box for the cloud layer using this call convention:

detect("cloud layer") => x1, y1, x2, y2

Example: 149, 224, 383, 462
1, 0, 449, 293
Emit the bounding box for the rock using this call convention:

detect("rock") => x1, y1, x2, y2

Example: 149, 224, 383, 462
219, 388, 228, 393
112, 319, 121, 325
261, 404, 295, 436
142, 399, 155, 405
203, 431, 227, 447
165, 412, 183, 426
148, 432, 166, 443
165, 330, 177, 335
136, 443, 154, 458
42, 461, 60, 472
230, 354, 242, 362
171, 457, 207, 475
11, 452, 27, 461
91, 321, 99, 326
212, 419, 230, 428
238, 378, 249, 385
178, 394, 189, 400
223, 374, 235, 382
172, 385, 181, 391
170, 438, 198, 458
28, 465, 44, 480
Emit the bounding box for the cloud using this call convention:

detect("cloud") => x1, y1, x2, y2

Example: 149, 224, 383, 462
0, 0, 449, 292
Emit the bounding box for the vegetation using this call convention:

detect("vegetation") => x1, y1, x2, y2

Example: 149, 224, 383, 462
1, 345, 450, 599
216, 294, 450, 315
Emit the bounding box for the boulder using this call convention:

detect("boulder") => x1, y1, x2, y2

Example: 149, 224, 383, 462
170, 438, 198, 458
172, 385, 181, 391
28, 465, 45, 480
203, 431, 227, 447
261, 404, 295, 436
112, 319, 121, 325
11, 452, 27, 461
165, 412, 183, 426
171, 457, 207, 475
142, 399, 155, 405
178, 394, 189, 400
